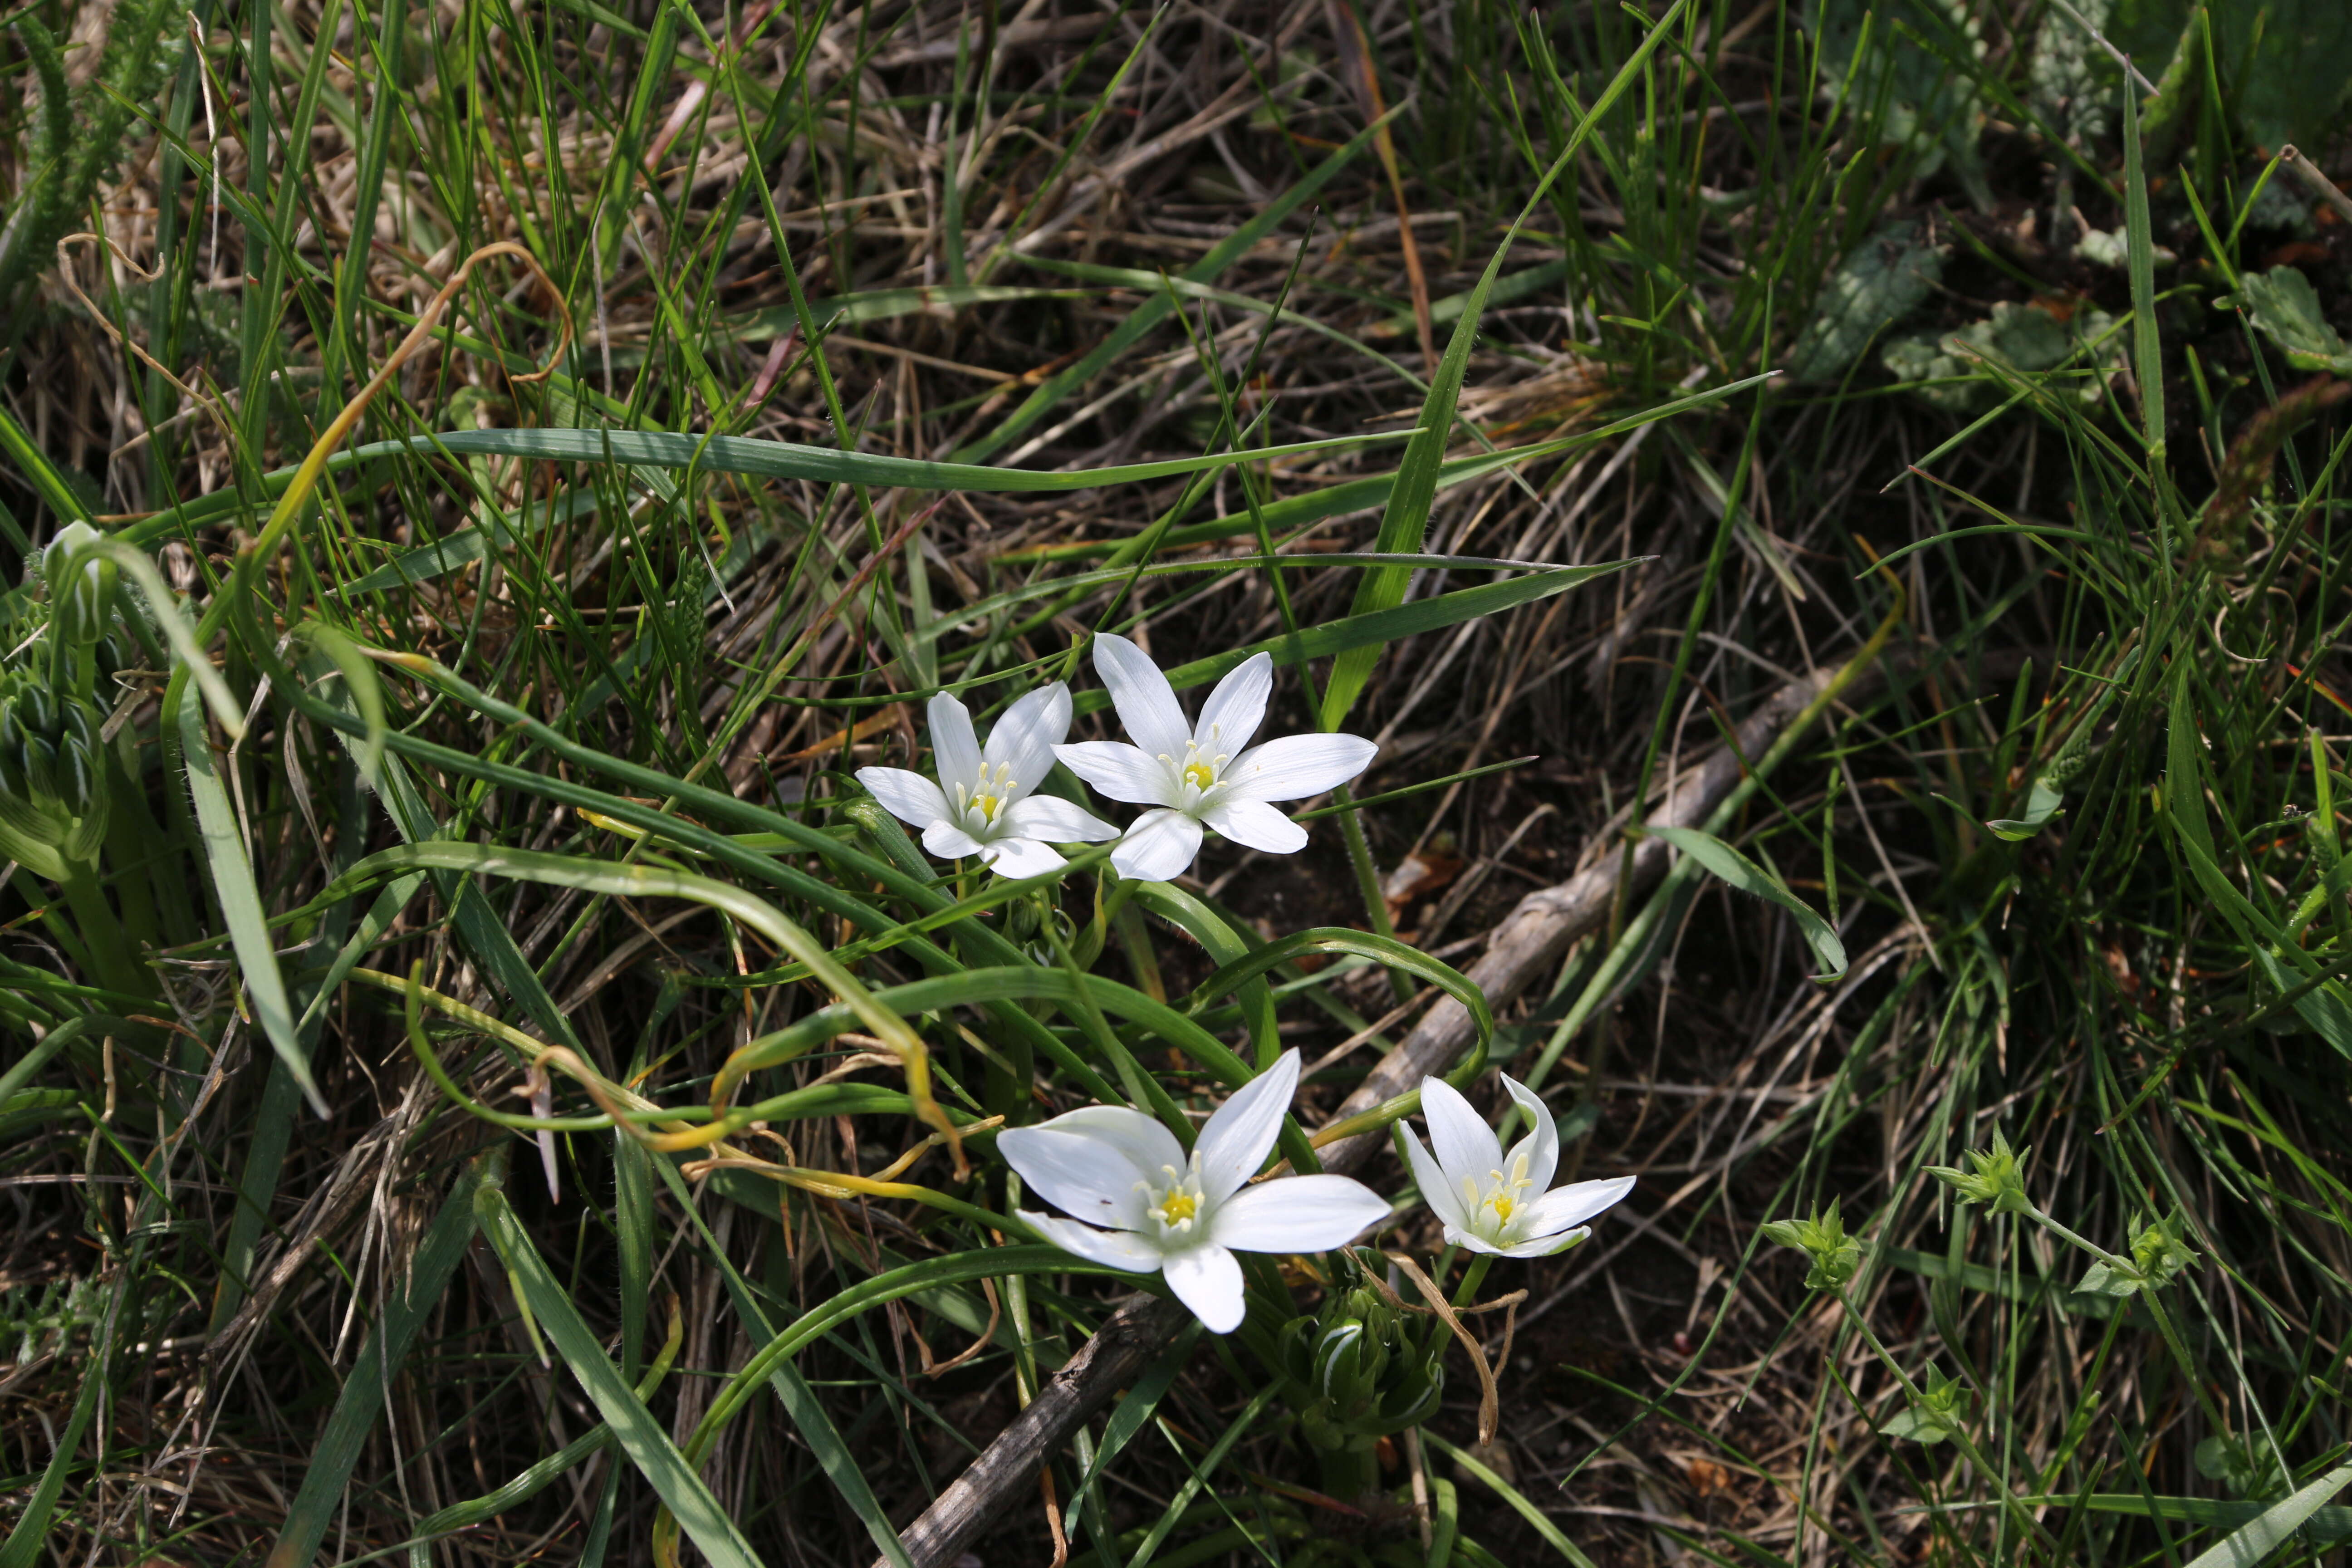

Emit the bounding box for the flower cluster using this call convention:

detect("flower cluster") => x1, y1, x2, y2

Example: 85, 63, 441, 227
855, 637, 1632, 1336
999, 1053, 1633, 1333
858, 635, 1377, 884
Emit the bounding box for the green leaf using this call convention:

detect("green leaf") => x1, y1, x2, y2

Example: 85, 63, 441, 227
267, 1160, 484, 1568
1986, 775, 2066, 840
1879, 1405, 1955, 1445
2075, 1259, 2143, 1298
175, 688, 326, 1116
2184, 1462, 2352, 1568
1789, 220, 1948, 383
352, 420, 1406, 494
1650, 826, 1848, 981
474, 1181, 771, 1568
1076, 562, 1638, 719
1804, 2, 1990, 204
1421, 1431, 1603, 1568
2060, 1490, 2352, 1544
1318, 0, 1694, 732
2108, 0, 2352, 149
1185, 928, 1496, 1060
2230, 267, 2352, 375
961, 109, 1396, 462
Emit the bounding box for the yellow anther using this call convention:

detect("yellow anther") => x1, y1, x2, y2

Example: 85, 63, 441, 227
1183, 761, 1216, 790
1159, 1191, 1198, 1224
973, 792, 1001, 822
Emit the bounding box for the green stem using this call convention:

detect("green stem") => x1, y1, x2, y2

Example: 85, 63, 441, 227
56, 854, 152, 1003
1831, 1286, 2057, 1555
2024, 1205, 2227, 1433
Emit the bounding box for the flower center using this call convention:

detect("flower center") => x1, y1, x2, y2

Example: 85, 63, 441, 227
1461, 1153, 1536, 1240
1161, 730, 1230, 803
1139, 1155, 1209, 1236
951, 762, 1019, 832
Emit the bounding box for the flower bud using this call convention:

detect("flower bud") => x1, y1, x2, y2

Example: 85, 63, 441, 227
58, 737, 99, 818
20, 734, 58, 799
19, 685, 58, 744
43, 523, 115, 645
1761, 1201, 1865, 1291
1923, 1131, 2031, 1215
2128, 1215, 2198, 1288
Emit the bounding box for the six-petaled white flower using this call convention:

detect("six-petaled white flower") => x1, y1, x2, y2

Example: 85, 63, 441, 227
999, 1049, 1392, 1332
1402, 1073, 1634, 1258
1053, 635, 1376, 882
857, 685, 1117, 878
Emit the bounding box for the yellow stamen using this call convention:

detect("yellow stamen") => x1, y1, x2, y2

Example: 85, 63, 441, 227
1159, 1191, 1198, 1224
1182, 761, 1216, 790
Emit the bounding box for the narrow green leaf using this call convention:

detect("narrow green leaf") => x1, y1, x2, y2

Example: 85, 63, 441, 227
961, 109, 1398, 462
175, 689, 325, 1115
1320, 0, 1694, 731
349, 423, 1408, 493
1651, 826, 1848, 981
1074, 563, 1637, 718
1185, 928, 1495, 1058
1421, 1431, 1603, 1568
474, 1181, 771, 1568
267, 1160, 484, 1568
2184, 1463, 2352, 1567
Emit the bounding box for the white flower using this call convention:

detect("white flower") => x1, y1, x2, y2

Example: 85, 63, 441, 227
1053, 635, 1377, 882
1402, 1074, 1634, 1259
1000, 1049, 1392, 1332
857, 684, 1117, 878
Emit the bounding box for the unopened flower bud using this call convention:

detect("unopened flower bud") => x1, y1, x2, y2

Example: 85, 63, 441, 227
1761, 1201, 1864, 1291
1924, 1131, 2031, 1215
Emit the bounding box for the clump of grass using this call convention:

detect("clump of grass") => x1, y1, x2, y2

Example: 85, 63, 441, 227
5, 1, 2352, 1565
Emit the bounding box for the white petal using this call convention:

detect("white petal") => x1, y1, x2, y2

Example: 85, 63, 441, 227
921, 819, 986, 860
984, 683, 1072, 796
1054, 741, 1176, 806
1041, 1105, 1188, 1175
1111, 809, 1203, 882
997, 1124, 1158, 1230
1194, 1048, 1299, 1205
856, 767, 950, 829
978, 837, 1067, 879
1499, 1073, 1560, 1198
1401, 1126, 1472, 1233
1449, 1225, 1588, 1259
1513, 1176, 1635, 1241
1018, 1210, 1166, 1273
1418, 1077, 1502, 1189
1210, 1175, 1390, 1253
1160, 1244, 1248, 1333
1001, 794, 1120, 843
927, 691, 983, 793
1092, 633, 1193, 763
1220, 733, 1377, 803
1194, 652, 1272, 756
1200, 798, 1307, 856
